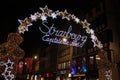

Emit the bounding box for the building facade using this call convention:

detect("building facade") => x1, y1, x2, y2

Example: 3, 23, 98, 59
56, 0, 120, 80
57, 45, 73, 79
77, 0, 120, 80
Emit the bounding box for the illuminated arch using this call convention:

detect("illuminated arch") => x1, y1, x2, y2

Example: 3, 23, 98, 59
0, 6, 112, 80
17, 5, 103, 49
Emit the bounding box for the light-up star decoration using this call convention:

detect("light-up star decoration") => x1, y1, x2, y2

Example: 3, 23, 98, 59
50, 13, 57, 19
41, 15, 47, 21
105, 70, 112, 80
17, 5, 103, 49
0, 59, 14, 80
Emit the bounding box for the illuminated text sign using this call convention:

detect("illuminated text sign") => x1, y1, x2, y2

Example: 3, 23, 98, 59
39, 21, 87, 48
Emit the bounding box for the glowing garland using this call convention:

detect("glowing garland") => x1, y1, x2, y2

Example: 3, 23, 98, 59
18, 5, 103, 49
0, 59, 14, 80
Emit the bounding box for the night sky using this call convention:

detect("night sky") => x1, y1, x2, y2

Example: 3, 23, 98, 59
0, 0, 95, 57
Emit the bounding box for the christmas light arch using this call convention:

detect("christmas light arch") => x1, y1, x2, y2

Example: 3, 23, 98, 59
18, 6, 103, 49
0, 6, 112, 80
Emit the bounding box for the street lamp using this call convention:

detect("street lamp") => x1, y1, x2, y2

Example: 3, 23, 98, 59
62, 37, 68, 43
33, 55, 39, 75
34, 55, 38, 60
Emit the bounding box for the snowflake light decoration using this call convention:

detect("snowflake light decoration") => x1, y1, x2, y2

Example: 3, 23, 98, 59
0, 59, 14, 80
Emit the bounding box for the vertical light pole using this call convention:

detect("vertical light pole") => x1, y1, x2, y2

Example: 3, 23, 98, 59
34, 56, 38, 60
33, 55, 39, 78
33, 55, 38, 74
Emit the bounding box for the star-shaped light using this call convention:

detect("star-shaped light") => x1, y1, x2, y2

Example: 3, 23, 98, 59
91, 34, 96, 40
41, 15, 47, 21
1, 59, 14, 80
18, 18, 33, 34
82, 20, 90, 28
2, 70, 10, 76
40, 5, 52, 14
75, 17, 80, 23
30, 14, 37, 21
106, 70, 112, 76
105, 70, 112, 80
35, 12, 41, 18
18, 18, 31, 27
90, 29, 94, 34
62, 10, 70, 20
2, 70, 14, 80
5, 59, 14, 69
51, 13, 57, 19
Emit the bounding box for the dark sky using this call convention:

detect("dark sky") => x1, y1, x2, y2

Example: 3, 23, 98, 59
0, 0, 92, 57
